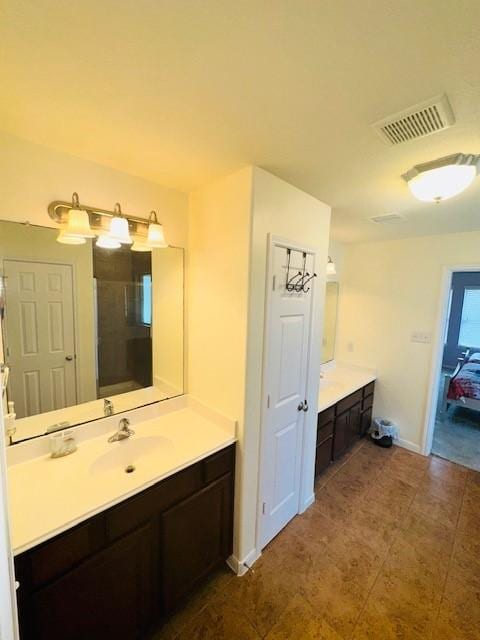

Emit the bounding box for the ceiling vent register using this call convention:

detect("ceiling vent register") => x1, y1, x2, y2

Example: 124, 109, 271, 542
372, 94, 455, 145
369, 213, 405, 224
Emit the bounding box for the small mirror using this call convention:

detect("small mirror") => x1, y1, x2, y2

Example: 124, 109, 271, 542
0, 220, 184, 443
321, 282, 339, 363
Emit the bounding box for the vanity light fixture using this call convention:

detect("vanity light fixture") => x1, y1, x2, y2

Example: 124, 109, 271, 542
96, 234, 121, 249
402, 153, 480, 203
56, 192, 94, 243
146, 210, 168, 248
57, 230, 86, 245
131, 236, 152, 252
326, 256, 336, 275
108, 203, 133, 245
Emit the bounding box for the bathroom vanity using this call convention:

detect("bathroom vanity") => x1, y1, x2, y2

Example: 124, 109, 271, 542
8, 398, 236, 640
316, 366, 376, 476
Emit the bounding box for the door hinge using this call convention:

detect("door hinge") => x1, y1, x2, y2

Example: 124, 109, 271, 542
267, 395, 270, 409
6, 347, 10, 357
262, 502, 266, 515
272, 275, 276, 291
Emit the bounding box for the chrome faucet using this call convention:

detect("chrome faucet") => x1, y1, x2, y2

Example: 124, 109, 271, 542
108, 418, 135, 443
104, 398, 114, 417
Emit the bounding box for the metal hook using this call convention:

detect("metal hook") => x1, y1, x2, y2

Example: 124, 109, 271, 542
285, 248, 302, 291
301, 272, 317, 292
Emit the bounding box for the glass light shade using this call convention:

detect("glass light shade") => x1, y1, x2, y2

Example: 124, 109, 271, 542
57, 230, 86, 245
64, 209, 95, 238
407, 164, 476, 202
326, 258, 336, 275
147, 222, 167, 248
96, 234, 121, 249
131, 237, 152, 252
109, 216, 132, 244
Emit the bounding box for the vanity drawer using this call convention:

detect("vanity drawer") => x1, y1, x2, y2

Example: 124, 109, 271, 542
203, 446, 235, 484
26, 516, 105, 589
318, 407, 335, 428
106, 463, 203, 541
363, 393, 374, 411
363, 381, 375, 398
317, 420, 334, 444
336, 390, 363, 416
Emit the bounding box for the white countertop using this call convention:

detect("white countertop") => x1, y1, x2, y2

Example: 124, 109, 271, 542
7, 397, 236, 555
318, 363, 376, 412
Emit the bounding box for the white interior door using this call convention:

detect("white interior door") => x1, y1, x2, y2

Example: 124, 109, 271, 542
259, 242, 315, 549
4, 260, 77, 418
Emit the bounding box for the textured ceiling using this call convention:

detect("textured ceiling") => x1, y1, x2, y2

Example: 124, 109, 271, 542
1, 0, 480, 242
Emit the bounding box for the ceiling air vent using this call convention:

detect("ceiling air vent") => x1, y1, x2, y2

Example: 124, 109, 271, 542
369, 213, 405, 224
372, 94, 455, 145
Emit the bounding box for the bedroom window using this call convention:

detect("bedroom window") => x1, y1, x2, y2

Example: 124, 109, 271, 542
458, 286, 480, 347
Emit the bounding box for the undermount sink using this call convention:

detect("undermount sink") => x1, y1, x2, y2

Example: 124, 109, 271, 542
89, 435, 173, 476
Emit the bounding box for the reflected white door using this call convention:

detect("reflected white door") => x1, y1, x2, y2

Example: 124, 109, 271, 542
4, 260, 77, 418
259, 243, 314, 549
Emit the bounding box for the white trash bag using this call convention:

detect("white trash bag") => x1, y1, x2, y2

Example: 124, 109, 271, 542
369, 418, 399, 446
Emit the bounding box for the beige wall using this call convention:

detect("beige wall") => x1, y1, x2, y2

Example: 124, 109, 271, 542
187, 168, 252, 558
336, 230, 480, 450
0, 132, 188, 248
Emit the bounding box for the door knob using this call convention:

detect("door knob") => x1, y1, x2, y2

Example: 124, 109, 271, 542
65, 355, 73, 361
303, 400, 309, 412
297, 402, 304, 411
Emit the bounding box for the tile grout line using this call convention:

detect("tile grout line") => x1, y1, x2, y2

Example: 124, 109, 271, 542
428, 468, 469, 639
348, 451, 428, 639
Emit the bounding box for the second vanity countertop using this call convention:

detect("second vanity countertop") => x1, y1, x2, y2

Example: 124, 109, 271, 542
7, 396, 236, 555
318, 363, 376, 413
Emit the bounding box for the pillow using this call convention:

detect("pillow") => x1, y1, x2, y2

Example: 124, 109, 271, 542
468, 352, 480, 363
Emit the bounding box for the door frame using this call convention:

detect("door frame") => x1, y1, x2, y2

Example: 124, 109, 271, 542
421, 263, 480, 456
2, 257, 81, 406
255, 235, 318, 552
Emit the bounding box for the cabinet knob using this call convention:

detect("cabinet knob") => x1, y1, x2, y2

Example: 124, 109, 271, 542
65, 355, 73, 361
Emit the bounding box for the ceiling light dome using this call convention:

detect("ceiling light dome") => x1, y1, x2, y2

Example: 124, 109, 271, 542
402, 153, 480, 203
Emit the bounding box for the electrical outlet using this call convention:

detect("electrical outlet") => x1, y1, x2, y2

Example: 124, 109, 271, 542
411, 331, 431, 344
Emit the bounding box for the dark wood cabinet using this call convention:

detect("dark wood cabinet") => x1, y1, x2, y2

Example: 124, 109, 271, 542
315, 382, 375, 477
15, 444, 235, 640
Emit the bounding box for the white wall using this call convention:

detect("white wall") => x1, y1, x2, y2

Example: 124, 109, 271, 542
188, 166, 331, 565
243, 167, 330, 559
336, 229, 480, 450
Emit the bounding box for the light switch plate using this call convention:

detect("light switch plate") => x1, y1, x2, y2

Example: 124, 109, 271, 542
411, 331, 431, 344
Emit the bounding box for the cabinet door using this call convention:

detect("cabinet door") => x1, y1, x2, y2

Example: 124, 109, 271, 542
333, 410, 348, 460
28, 524, 154, 640
160, 473, 233, 613
348, 402, 362, 444
361, 407, 373, 437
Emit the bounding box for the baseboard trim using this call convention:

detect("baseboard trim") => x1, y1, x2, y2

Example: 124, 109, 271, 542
227, 548, 261, 577
396, 438, 422, 455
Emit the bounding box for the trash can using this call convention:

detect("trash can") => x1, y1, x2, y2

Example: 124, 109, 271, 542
369, 418, 399, 448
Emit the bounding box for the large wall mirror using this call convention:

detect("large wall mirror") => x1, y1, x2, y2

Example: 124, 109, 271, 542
0, 220, 184, 443
321, 281, 339, 363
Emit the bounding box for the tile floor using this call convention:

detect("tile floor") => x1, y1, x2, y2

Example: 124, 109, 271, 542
152, 439, 480, 639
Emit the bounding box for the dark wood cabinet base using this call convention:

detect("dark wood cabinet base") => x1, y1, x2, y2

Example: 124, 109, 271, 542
315, 383, 375, 477
15, 444, 236, 640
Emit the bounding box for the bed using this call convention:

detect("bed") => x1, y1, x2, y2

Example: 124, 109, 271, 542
442, 349, 480, 414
